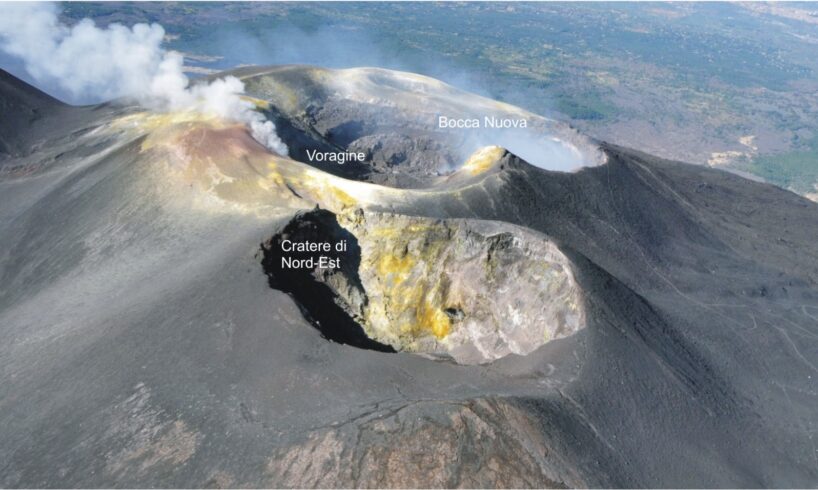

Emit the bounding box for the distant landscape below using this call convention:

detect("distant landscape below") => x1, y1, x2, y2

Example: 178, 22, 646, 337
4, 2, 818, 197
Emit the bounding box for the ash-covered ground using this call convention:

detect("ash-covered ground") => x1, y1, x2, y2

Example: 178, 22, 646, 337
0, 66, 817, 488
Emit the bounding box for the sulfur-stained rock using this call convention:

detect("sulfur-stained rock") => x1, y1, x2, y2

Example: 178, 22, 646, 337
342, 212, 585, 363
264, 208, 586, 364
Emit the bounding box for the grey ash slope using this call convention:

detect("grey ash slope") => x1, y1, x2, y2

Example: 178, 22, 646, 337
394, 147, 818, 486
0, 68, 817, 488
0, 70, 68, 160
0, 69, 131, 179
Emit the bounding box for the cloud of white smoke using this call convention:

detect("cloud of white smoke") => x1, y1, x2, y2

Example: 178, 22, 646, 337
0, 2, 288, 155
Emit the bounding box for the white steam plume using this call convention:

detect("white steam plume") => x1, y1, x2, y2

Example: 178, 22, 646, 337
0, 2, 288, 155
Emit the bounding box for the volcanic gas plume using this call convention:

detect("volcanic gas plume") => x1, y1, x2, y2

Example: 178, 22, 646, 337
0, 2, 288, 155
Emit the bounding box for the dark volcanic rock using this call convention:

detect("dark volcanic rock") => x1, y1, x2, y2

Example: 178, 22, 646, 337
0, 68, 817, 488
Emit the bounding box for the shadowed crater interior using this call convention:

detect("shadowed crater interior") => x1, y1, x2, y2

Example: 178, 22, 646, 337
260, 209, 395, 353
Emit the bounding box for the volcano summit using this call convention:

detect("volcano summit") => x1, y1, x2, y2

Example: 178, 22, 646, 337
0, 64, 817, 488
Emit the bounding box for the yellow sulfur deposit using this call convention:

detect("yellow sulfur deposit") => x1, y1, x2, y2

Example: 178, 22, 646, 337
376, 253, 415, 284
106, 109, 398, 217
416, 296, 451, 339
343, 217, 459, 345
239, 95, 270, 110
108, 107, 582, 363
327, 211, 585, 362
462, 146, 506, 175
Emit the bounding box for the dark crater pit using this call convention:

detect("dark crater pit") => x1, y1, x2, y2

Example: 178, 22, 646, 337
260, 209, 395, 353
